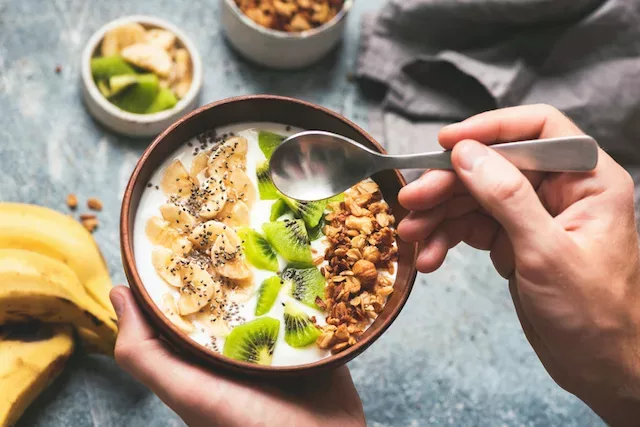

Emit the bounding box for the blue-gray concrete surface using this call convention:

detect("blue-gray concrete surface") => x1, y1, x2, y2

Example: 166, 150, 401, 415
0, 0, 603, 425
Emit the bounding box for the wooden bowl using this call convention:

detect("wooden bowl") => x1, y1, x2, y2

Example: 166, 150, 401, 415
121, 95, 418, 377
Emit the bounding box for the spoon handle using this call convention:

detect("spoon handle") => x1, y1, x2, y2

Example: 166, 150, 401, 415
379, 135, 599, 172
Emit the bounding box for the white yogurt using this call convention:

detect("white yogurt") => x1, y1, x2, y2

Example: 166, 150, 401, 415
133, 122, 397, 367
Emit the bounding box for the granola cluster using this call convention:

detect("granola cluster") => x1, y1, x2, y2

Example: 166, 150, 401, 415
316, 180, 398, 354
234, 0, 345, 32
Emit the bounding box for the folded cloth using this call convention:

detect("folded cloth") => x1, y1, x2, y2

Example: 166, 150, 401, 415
357, 0, 640, 164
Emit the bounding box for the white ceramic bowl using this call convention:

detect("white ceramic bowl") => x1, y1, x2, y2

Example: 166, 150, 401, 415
81, 15, 203, 138
220, 0, 353, 69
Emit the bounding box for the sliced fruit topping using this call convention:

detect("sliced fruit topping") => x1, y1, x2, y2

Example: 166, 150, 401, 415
227, 168, 256, 207
282, 266, 326, 309
146, 87, 178, 113
100, 22, 146, 57
178, 262, 219, 315
208, 136, 248, 175
225, 275, 256, 303
173, 48, 193, 99
152, 248, 184, 288
97, 80, 111, 97
283, 302, 321, 348
146, 216, 193, 256
160, 159, 196, 197
306, 217, 325, 241
219, 200, 250, 227
120, 42, 173, 77
256, 161, 279, 200
262, 219, 313, 266
258, 131, 285, 159
223, 317, 280, 366
255, 276, 283, 316
160, 203, 196, 231
270, 198, 292, 221
211, 227, 251, 280
188, 220, 226, 249
144, 29, 177, 51
198, 177, 228, 219
190, 150, 211, 180
282, 196, 327, 228
110, 73, 159, 114
327, 192, 345, 203
108, 74, 139, 97
91, 56, 136, 80
160, 293, 194, 334
238, 228, 279, 272
195, 303, 231, 337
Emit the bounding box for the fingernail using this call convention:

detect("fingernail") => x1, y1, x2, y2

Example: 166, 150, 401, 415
110, 292, 125, 319
457, 141, 488, 171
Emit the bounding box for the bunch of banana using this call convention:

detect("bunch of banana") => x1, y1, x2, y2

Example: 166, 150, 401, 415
0, 203, 116, 426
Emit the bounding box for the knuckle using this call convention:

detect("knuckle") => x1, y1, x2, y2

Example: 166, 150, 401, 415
488, 175, 528, 206
532, 103, 563, 118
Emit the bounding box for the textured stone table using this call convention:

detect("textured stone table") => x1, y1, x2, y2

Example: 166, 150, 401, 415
0, 0, 603, 425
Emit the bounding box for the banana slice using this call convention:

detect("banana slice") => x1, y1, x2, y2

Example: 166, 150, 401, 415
198, 177, 228, 220
178, 263, 219, 315
207, 137, 248, 174
160, 203, 197, 231
101, 23, 147, 57
144, 29, 177, 51
211, 230, 251, 280
160, 293, 194, 334
188, 220, 226, 249
152, 248, 183, 287
227, 168, 256, 208
146, 217, 193, 256
190, 150, 211, 181
195, 302, 231, 337
173, 48, 193, 99
226, 275, 256, 303
161, 159, 195, 197
219, 200, 250, 227
121, 43, 173, 77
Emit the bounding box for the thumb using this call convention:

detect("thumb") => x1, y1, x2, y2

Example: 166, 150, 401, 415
451, 140, 556, 250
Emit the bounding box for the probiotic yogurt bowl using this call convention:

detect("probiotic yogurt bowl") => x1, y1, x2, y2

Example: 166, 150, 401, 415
134, 123, 398, 366
121, 95, 418, 376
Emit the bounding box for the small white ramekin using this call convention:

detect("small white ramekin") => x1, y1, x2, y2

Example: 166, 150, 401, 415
81, 15, 203, 138
220, 0, 353, 69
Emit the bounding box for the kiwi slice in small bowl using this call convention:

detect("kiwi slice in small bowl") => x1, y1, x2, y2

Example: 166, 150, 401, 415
222, 317, 280, 366
255, 276, 283, 316
282, 266, 326, 310
238, 228, 279, 272
262, 219, 312, 266
283, 302, 322, 348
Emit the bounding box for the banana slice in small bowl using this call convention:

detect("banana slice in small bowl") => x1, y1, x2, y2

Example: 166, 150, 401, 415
81, 15, 203, 137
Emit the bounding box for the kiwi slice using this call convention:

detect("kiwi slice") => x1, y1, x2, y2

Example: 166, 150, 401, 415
327, 193, 345, 203
256, 161, 279, 200
91, 56, 136, 80
255, 276, 283, 316
146, 87, 178, 113
96, 80, 111, 97
238, 228, 279, 272
283, 302, 321, 348
306, 216, 325, 241
109, 74, 139, 97
270, 198, 291, 221
282, 266, 326, 309
258, 131, 285, 159
223, 317, 280, 365
263, 219, 312, 266
282, 196, 327, 228
111, 74, 159, 114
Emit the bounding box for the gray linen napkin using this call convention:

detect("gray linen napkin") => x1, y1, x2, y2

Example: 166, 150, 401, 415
357, 0, 640, 164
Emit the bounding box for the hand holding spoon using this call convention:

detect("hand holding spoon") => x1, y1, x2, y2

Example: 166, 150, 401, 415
269, 131, 599, 202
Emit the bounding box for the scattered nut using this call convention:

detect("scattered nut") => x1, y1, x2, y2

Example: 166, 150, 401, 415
87, 197, 103, 211
82, 218, 99, 233
66, 194, 78, 209
80, 213, 97, 221
235, 0, 344, 33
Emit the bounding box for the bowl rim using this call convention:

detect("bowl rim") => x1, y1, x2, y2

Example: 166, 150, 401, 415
81, 15, 203, 124
120, 94, 418, 375
222, 0, 353, 39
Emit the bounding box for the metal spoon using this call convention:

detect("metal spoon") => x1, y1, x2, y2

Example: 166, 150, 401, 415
269, 131, 599, 202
